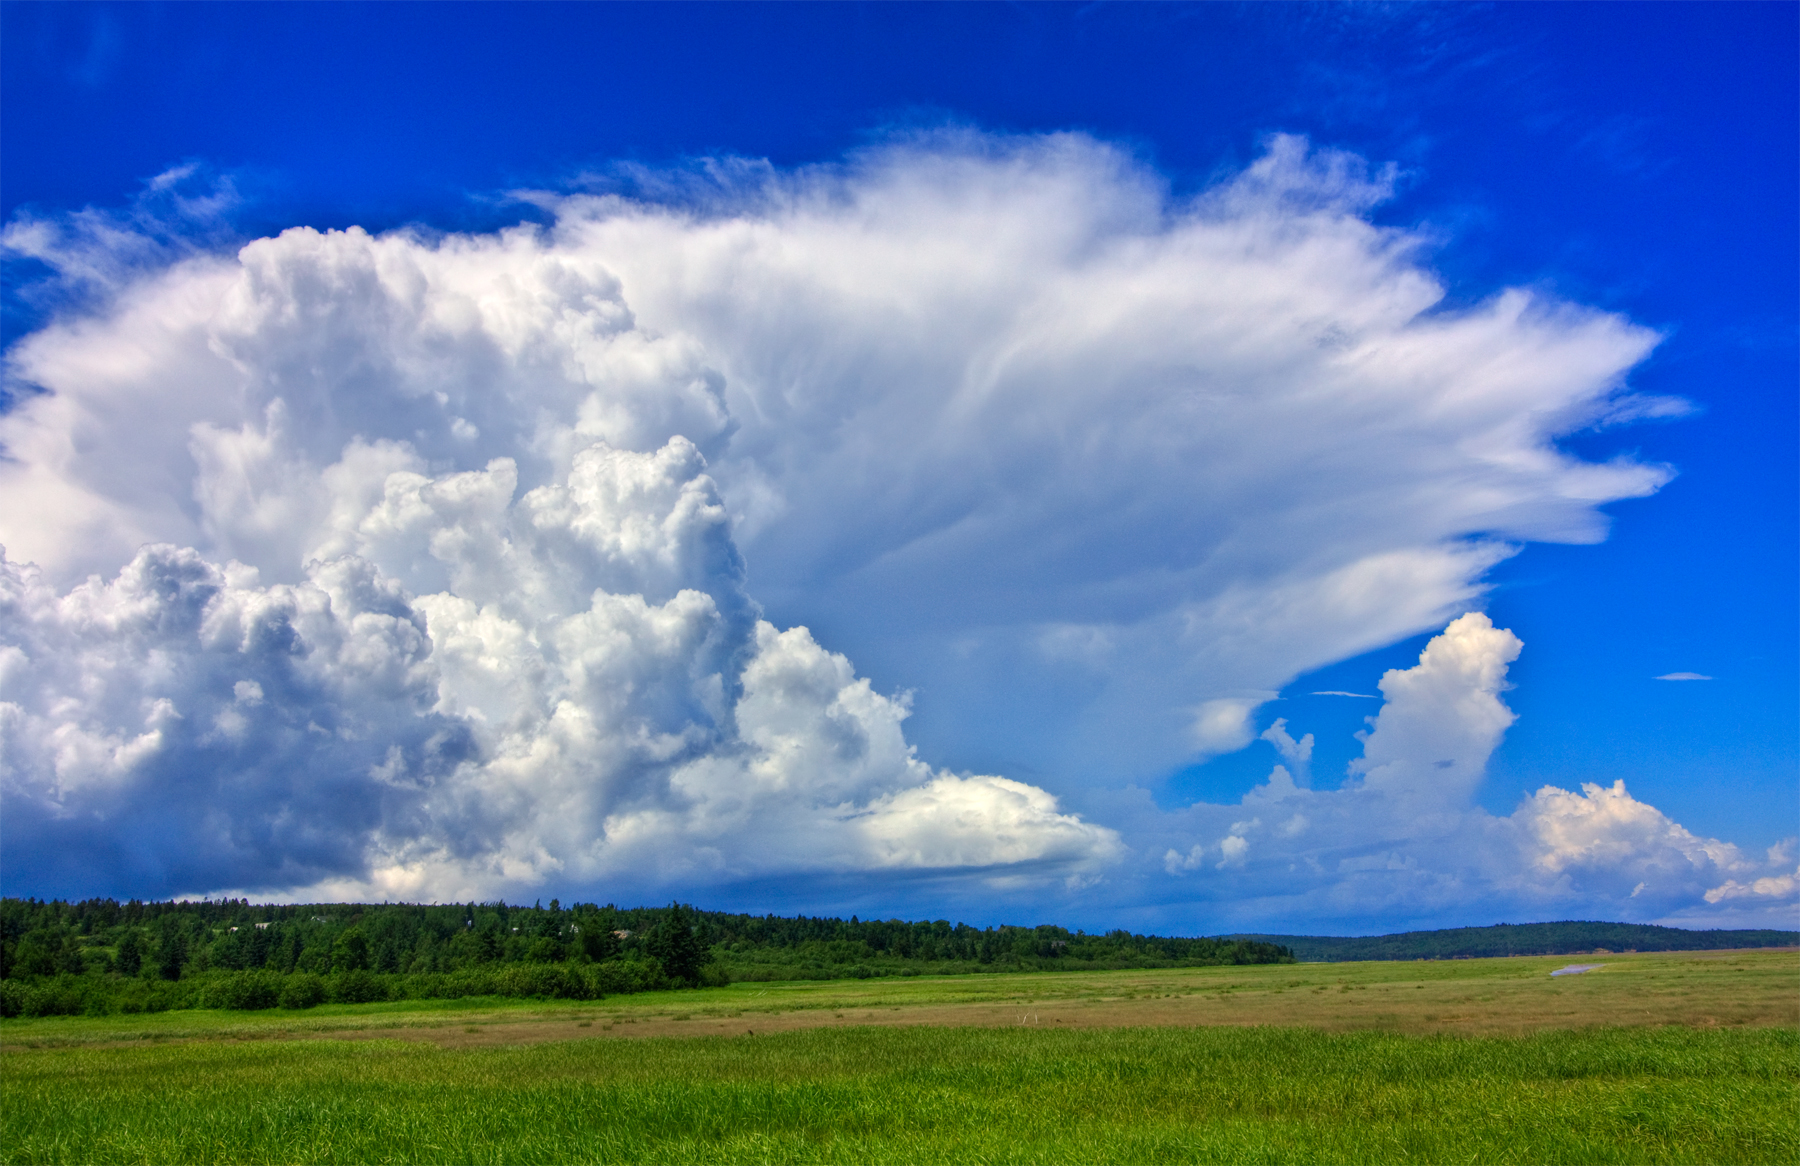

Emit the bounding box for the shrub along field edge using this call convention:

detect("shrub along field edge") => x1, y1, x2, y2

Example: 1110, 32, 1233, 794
0, 960, 676, 1019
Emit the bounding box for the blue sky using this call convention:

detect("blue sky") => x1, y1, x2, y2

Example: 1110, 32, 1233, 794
1, 2, 1793, 934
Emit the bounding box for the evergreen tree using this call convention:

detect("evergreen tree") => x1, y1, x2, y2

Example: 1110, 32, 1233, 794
646, 902, 706, 985
116, 930, 142, 976
157, 930, 186, 981
332, 927, 370, 972
579, 924, 621, 962
56, 935, 87, 974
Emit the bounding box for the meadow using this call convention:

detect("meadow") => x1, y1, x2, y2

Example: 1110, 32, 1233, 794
3, 949, 1796, 1164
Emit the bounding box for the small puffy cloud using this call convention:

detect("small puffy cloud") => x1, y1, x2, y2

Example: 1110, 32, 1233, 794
1517, 779, 1743, 879
1702, 843, 1798, 907
857, 773, 1121, 873
1349, 613, 1521, 805
1164, 843, 1205, 874
1144, 614, 1789, 929
1260, 719, 1313, 785
1654, 672, 1713, 681
1705, 868, 1799, 906
1192, 696, 1276, 757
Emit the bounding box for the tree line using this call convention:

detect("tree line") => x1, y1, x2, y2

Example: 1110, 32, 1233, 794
0, 897, 1292, 1018
1229, 921, 1800, 962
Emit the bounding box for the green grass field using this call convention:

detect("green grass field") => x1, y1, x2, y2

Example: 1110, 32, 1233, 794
4, 951, 1796, 1164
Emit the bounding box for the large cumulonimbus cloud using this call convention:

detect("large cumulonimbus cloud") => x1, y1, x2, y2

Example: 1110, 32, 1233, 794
0, 440, 1116, 900
3, 131, 1787, 922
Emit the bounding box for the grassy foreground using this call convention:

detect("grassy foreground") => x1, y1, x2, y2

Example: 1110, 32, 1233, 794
4, 1025, 1794, 1164
3, 950, 1796, 1164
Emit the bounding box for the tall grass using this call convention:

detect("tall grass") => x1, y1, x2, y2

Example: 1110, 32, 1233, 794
5, 1025, 1794, 1164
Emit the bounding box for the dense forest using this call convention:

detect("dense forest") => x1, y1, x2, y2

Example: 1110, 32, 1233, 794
1232, 921, 1799, 963
0, 898, 1292, 1018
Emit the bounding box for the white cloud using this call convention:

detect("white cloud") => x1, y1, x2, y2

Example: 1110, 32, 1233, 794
1654, 672, 1713, 681
3, 132, 1672, 797
1705, 868, 1799, 906
1144, 615, 1795, 929
1193, 696, 1276, 756
1164, 843, 1206, 874
4, 130, 1738, 918
0, 441, 1115, 901
1260, 719, 1313, 786
1349, 612, 1521, 805
1518, 779, 1743, 878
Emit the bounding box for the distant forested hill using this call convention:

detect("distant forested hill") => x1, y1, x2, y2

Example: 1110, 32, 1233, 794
1227, 921, 1799, 962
